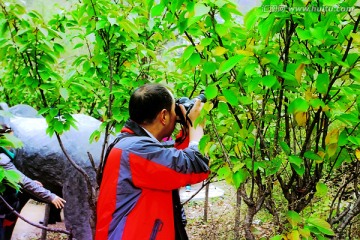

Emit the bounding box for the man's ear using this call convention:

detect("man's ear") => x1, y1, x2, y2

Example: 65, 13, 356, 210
159, 109, 167, 125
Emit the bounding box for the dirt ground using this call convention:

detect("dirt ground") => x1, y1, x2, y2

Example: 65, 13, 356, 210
11, 201, 67, 240
11, 181, 239, 240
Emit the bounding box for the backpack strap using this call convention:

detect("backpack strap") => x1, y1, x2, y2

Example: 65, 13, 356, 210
0, 147, 14, 161
97, 133, 132, 186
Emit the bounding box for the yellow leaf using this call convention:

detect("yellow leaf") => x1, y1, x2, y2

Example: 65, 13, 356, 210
294, 112, 307, 127
305, 87, 316, 101
325, 129, 339, 145
184, 10, 194, 19
198, 21, 206, 31
217, 96, 227, 102
295, 63, 306, 84
152, 32, 163, 41
326, 143, 338, 157
356, 149, 360, 161
260, 57, 271, 65
350, 32, 360, 43
212, 46, 228, 56
287, 230, 300, 240
322, 105, 330, 112
246, 38, 255, 51
316, 151, 325, 163
317, 151, 325, 159
123, 61, 131, 68
234, 144, 240, 156
196, 44, 204, 52
299, 228, 311, 238
235, 49, 254, 56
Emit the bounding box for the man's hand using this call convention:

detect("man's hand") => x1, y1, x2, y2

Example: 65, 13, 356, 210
179, 99, 204, 143
179, 99, 204, 127
52, 196, 66, 209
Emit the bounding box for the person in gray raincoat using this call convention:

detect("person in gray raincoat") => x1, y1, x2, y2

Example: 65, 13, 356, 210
0, 124, 66, 240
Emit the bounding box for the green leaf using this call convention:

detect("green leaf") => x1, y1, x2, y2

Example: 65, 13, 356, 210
304, 151, 322, 161
310, 99, 325, 109
4, 170, 21, 189
306, 217, 335, 236
296, 28, 312, 41
205, 86, 218, 100
316, 182, 328, 196
288, 98, 309, 114
219, 6, 232, 22
217, 166, 232, 180
53, 43, 64, 54
323, 0, 340, 6
54, 120, 64, 133
223, 89, 238, 106
189, 53, 201, 67
151, 3, 165, 17
215, 24, 228, 37
182, 46, 195, 62
49, 108, 58, 118
233, 169, 249, 188
201, 38, 212, 46
218, 55, 244, 75
259, 14, 275, 40
280, 141, 291, 155
244, 7, 259, 30
266, 157, 282, 176
270, 235, 283, 240
203, 62, 217, 74
199, 135, 210, 154
287, 210, 302, 227
338, 130, 348, 146
217, 102, 229, 115
316, 73, 330, 94
350, 68, 360, 82
262, 75, 277, 88
74, 43, 84, 49
348, 136, 360, 145
89, 130, 101, 143
238, 96, 252, 105
289, 155, 303, 167
292, 164, 305, 176
96, 20, 107, 30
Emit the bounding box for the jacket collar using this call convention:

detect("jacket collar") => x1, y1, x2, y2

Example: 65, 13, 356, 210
121, 119, 150, 138
121, 119, 175, 147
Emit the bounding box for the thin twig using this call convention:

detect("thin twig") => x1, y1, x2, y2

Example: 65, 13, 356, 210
0, 195, 71, 236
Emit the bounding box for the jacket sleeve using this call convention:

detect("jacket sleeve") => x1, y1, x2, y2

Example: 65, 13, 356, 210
0, 153, 55, 203
128, 138, 209, 190
20, 173, 56, 203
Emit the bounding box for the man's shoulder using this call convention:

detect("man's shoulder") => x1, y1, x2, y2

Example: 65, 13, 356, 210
115, 135, 159, 148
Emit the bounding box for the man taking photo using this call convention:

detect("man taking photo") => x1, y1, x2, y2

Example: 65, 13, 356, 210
96, 83, 210, 240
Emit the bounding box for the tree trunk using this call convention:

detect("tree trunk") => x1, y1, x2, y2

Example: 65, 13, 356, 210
203, 183, 209, 222
234, 187, 242, 240
40, 204, 50, 240
244, 205, 256, 240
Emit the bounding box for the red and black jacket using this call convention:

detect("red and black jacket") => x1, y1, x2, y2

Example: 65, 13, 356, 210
96, 119, 210, 240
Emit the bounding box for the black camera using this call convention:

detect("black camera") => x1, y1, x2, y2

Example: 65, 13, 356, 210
175, 90, 206, 126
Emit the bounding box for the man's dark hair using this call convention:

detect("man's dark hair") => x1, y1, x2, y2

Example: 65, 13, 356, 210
129, 83, 173, 124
